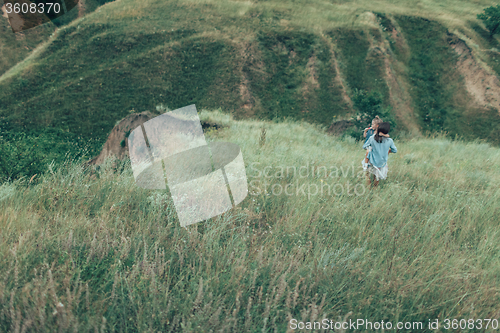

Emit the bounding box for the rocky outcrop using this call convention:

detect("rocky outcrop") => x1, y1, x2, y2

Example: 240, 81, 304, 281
88, 111, 154, 165
88, 111, 227, 165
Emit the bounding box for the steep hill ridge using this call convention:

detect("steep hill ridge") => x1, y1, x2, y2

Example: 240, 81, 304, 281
452, 38, 500, 110
0, 0, 500, 161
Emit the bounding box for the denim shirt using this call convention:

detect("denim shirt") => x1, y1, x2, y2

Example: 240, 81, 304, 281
362, 135, 397, 168
364, 128, 375, 145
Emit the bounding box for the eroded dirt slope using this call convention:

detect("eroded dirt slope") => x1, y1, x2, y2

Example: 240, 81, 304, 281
451, 38, 500, 113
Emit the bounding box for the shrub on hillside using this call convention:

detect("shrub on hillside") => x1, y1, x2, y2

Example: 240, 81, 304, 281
0, 132, 48, 181
478, 5, 500, 37
345, 89, 396, 140
0, 129, 94, 182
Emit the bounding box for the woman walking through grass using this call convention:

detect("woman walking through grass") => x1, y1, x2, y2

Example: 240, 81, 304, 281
362, 122, 397, 187
363, 115, 382, 165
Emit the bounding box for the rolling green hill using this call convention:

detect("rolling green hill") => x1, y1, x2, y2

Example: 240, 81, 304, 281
0, 0, 116, 76
1, 111, 499, 331
0, 0, 500, 181
0, 11, 53, 76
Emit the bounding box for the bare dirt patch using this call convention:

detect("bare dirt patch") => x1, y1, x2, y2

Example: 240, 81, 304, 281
88, 111, 155, 165
390, 27, 410, 61
450, 38, 500, 113
301, 53, 319, 100
300, 53, 320, 114
1, 5, 8, 20
327, 119, 353, 135
369, 20, 420, 135
89, 111, 227, 165
2, 4, 25, 32
321, 34, 353, 109
236, 40, 264, 118
239, 77, 254, 111
383, 56, 420, 135
78, 0, 87, 18
305, 53, 319, 90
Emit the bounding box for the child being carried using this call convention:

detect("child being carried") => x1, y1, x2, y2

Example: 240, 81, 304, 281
362, 122, 397, 187
363, 116, 382, 164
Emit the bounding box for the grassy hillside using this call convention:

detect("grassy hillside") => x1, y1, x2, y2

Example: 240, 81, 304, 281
1, 111, 499, 331
0, 14, 53, 76
1, 0, 500, 178
0, 0, 116, 76
393, 15, 500, 142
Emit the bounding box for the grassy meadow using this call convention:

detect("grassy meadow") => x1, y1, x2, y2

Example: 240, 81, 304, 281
2, 0, 500, 331
1, 111, 500, 331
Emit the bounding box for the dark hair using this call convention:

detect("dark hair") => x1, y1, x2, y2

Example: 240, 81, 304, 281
374, 122, 390, 143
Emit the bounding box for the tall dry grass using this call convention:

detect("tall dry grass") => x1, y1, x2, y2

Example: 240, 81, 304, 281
1, 110, 500, 331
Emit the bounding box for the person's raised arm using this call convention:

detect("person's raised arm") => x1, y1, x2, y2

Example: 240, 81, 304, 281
363, 127, 370, 138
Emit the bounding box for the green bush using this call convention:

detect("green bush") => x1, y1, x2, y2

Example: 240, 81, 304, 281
477, 5, 500, 37
352, 89, 396, 128
346, 89, 396, 140
342, 125, 363, 141
0, 133, 47, 181
0, 128, 96, 182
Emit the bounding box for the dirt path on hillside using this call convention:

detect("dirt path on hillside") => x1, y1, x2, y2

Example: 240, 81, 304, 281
237, 40, 263, 118
383, 55, 420, 135
321, 34, 353, 109
1, 5, 8, 20
88, 111, 155, 165
1, 3, 27, 32
450, 38, 500, 113
367, 17, 420, 135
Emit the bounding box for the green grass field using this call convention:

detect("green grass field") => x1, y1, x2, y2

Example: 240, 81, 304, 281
1, 111, 499, 331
